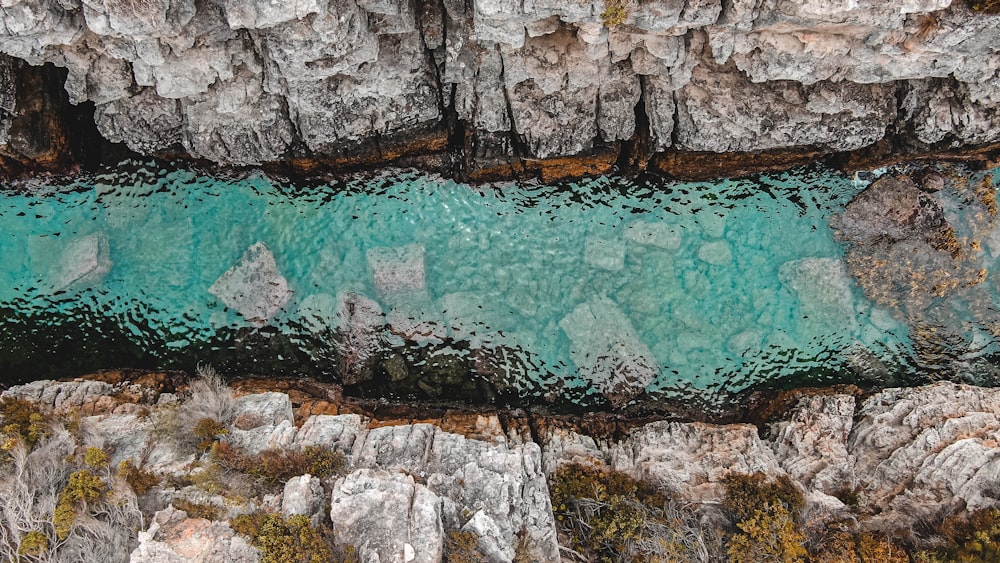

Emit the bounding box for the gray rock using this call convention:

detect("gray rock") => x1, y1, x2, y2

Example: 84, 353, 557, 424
0, 54, 14, 148
95, 88, 184, 154
130, 506, 260, 563
902, 77, 1000, 147
559, 296, 657, 407
769, 394, 856, 494
2, 379, 115, 414
675, 62, 896, 152
281, 474, 326, 525
209, 242, 292, 327
849, 382, 1000, 528
346, 423, 561, 562
329, 469, 444, 563
226, 392, 296, 454
2, 0, 1000, 165
294, 414, 366, 454
608, 421, 785, 501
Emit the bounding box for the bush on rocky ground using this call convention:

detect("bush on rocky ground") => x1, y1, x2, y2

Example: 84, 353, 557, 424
549, 462, 724, 562
231, 511, 357, 563
0, 429, 143, 562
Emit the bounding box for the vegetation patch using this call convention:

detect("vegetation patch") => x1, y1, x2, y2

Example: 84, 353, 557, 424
969, 0, 1000, 13
118, 459, 160, 495
722, 472, 808, 563
173, 498, 223, 521
212, 441, 345, 484
0, 396, 48, 451
444, 530, 484, 563
231, 512, 343, 563
600, 0, 628, 27
549, 462, 722, 562
916, 507, 1000, 562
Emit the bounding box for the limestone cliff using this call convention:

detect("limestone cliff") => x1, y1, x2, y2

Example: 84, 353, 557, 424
0, 0, 997, 178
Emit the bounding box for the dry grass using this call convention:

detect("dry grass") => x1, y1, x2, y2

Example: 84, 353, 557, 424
0, 426, 143, 562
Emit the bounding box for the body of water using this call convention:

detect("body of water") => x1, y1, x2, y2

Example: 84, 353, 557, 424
2, 163, 998, 409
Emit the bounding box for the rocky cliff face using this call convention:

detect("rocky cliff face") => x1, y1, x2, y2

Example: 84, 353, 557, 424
0, 0, 997, 177
4, 375, 1000, 561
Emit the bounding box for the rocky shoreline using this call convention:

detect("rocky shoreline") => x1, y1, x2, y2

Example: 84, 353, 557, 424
0, 0, 999, 182
3, 370, 1000, 561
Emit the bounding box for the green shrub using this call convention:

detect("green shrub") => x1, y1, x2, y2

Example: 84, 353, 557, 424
173, 498, 223, 521
969, 0, 1000, 13
193, 417, 229, 451
84, 446, 109, 468
727, 505, 808, 563
722, 472, 805, 523
17, 530, 48, 556
231, 512, 336, 563
0, 397, 48, 450
549, 463, 720, 562
212, 442, 345, 484
304, 446, 346, 478
54, 469, 107, 539
600, 0, 628, 27
118, 459, 159, 495
917, 508, 1000, 562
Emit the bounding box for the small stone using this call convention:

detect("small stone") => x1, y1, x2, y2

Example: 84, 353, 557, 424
584, 237, 626, 271
623, 221, 682, 250
367, 244, 426, 298
697, 240, 732, 265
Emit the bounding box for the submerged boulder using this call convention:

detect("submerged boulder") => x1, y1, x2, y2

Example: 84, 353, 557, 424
559, 296, 657, 407
30, 232, 113, 292
209, 242, 292, 326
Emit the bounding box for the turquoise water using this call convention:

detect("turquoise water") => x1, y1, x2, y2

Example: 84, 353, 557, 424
2, 163, 997, 407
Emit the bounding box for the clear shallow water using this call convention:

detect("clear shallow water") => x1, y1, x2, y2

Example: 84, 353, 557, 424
2, 163, 998, 408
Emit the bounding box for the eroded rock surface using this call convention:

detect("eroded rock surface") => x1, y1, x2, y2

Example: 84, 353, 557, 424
0, 0, 997, 169
130, 506, 261, 563
6, 381, 1000, 561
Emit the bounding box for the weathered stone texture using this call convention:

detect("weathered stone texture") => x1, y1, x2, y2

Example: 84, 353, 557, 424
1, 0, 998, 166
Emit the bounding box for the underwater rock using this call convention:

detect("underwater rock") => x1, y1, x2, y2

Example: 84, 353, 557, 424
49, 232, 112, 292
584, 237, 626, 271
334, 292, 385, 385
559, 296, 657, 407
834, 175, 947, 243
367, 244, 426, 299
208, 242, 292, 327
696, 239, 732, 266
623, 221, 683, 250
834, 173, 987, 319
778, 257, 858, 330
